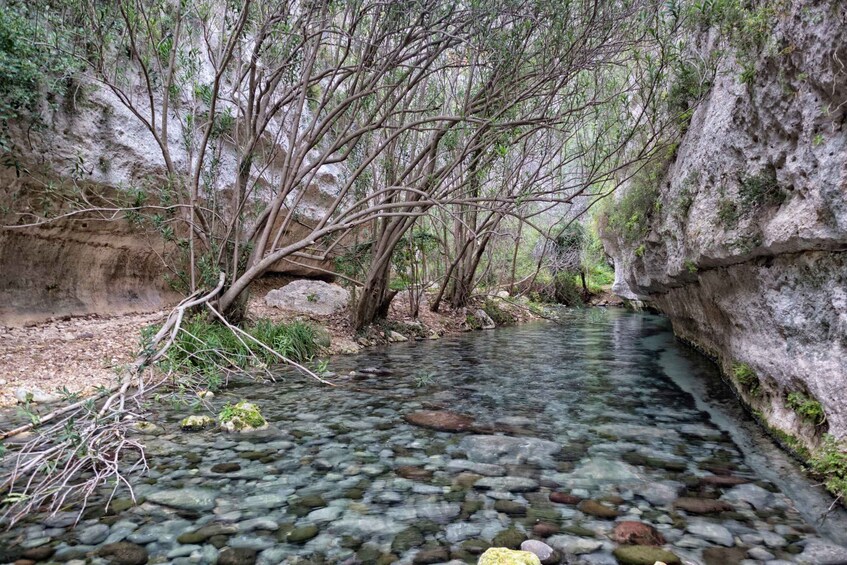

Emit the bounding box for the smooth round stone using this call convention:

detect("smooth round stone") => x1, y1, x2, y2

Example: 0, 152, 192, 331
748, 547, 775, 560
474, 476, 539, 492
612, 545, 681, 565
307, 506, 344, 523
520, 539, 555, 561
286, 525, 319, 543
686, 521, 735, 547
21, 537, 52, 549
546, 534, 603, 555
217, 547, 257, 565
146, 488, 216, 511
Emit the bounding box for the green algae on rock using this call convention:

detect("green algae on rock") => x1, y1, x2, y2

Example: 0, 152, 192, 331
218, 400, 268, 432
612, 545, 681, 565
478, 547, 542, 565
179, 415, 216, 431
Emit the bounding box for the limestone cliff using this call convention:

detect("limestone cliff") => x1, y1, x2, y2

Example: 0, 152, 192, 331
1, 73, 340, 325
602, 1, 847, 445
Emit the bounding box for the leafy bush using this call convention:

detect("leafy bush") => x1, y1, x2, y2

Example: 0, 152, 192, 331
0, 4, 76, 148
786, 391, 826, 426
809, 435, 847, 502
601, 157, 667, 243
482, 299, 515, 326
553, 272, 584, 306
738, 169, 783, 209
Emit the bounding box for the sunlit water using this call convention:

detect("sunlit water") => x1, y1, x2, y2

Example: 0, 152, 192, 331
2, 309, 846, 564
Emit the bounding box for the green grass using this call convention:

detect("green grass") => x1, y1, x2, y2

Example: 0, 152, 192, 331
149, 317, 321, 390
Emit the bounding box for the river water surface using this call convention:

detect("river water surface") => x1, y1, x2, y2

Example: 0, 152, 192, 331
2, 309, 846, 564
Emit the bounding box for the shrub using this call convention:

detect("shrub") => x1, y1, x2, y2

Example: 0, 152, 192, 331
786, 391, 826, 426
0, 5, 76, 148
809, 435, 847, 502
482, 299, 515, 326
739, 169, 783, 208
732, 362, 760, 396
154, 318, 320, 389
601, 154, 670, 244
553, 272, 584, 307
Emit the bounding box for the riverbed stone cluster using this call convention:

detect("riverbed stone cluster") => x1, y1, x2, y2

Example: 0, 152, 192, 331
1, 317, 846, 564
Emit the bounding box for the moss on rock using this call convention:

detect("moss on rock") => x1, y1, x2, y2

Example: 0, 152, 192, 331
218, 401, 268, 433
180, 415, 216, 432
478, 548, 541, 565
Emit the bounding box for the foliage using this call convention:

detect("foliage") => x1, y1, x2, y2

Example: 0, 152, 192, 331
156, 318, 320, 389
465, 313, 483, 330
482, 299, 515, 327
601, 158, 666, 243
0, 3, 76, 149
581, 218, 615, 292
392, 228, 440, 289
414, 372, 436, 388
732, 362, 760, 396
218, 401, 266, 429
786, 391, 826, 426
738, 169, 783, 209
808, 435, 847, 502
553, 272, 584, 307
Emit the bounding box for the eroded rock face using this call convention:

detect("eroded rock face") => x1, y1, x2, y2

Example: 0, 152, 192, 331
1, 68, 342, 325
602, 0, 847, 444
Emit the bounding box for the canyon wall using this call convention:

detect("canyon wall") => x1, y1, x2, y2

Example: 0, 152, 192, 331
602, 1, 847, 445
1, 73, 340, 326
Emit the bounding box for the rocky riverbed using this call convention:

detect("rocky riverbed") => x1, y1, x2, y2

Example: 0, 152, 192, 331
1, 310, 846, 564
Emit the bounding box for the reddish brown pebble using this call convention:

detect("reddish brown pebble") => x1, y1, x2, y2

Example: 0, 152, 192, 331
611, 521, 666, 546
549, 492, 582, 505
532, 522, 560, 537
404, 410, 475, 432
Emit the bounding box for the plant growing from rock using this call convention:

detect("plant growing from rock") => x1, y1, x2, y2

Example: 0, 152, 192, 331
732, 362, 761, 396
786, 391, 826, 426
809, 435, 847, 506
218, 401, 267, 432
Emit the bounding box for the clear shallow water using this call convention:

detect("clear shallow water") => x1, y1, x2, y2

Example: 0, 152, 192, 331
2, 309, 847, 564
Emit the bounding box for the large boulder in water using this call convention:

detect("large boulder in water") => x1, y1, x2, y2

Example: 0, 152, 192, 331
264, 280, 349, 316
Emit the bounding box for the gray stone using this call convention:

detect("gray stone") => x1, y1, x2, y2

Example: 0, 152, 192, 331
78, 523, 110, 545
686, 521, 735, 547
306, 506, 343, 523
547, 534, 603, 554
521, 539, 556, 561
146, 488, 216, 511
446, 459, 506, 476
474, 476, 539, 492
747, 547, 775, 560
632, 480, 684, 506
264, 280, 349, 316
720, 484, 774, 511
795, 539, 847, 565
459, 435, 560, 466
570, 457, 641, 482
15, 387, 62, 404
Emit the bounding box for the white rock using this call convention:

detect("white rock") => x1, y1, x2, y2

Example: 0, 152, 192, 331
264, 280, 349, 316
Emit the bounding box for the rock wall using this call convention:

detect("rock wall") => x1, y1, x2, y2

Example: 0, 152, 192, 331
602, 1, 847, 445
1, 70, 340, 326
